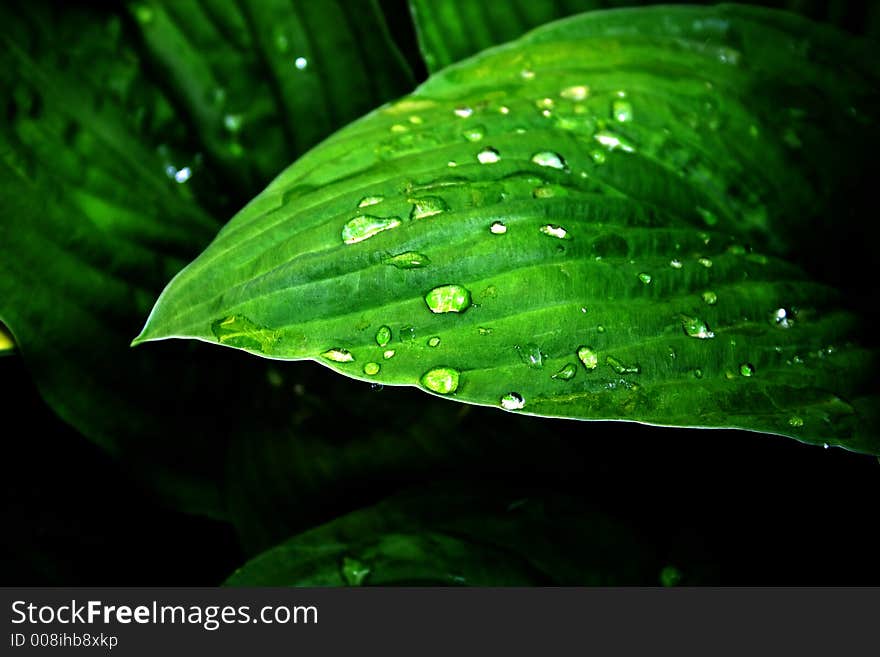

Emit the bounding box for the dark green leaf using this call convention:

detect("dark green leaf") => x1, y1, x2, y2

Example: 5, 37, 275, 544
138, 6, 880, 454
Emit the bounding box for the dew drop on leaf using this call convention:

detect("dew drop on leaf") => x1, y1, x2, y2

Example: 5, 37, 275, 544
638, 272, 652, 284
427, 336, 441, 347
670, 259, 683, 269
594, 130, 636, 153
375, 325, 391, 347
788, 416, 804, 427
342, 214, 401, 244
454, 106, 473, 118
539, 224, 569, 239
698, 257, 713, 268
606, 355, 640, 375
464, 125, 486, 142
363, 362, 380, 376
740, 362, 755, 377
384, 251, 431, 269
357, 195, 384, 208
577, 345, 599, 370
552, 363, 577, 381
409, 196, 448, 220
321, 348, 354, 363
294, 56, 308, 70
490, 221, 507, 234
530, 151, 566, 169
516, 343, 544, 369
425, 284, 472, 314
477, 146, 500, 163
560, 85, 589, 101
682, 316, 715, 339
420, 367, 460, 394
701, 290, 718, 305
383, 349, 395, 359
500, 392, 525, 410
612, 99, 633, 123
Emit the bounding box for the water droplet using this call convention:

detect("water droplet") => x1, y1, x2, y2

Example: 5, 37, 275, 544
594, 130, 635, 153
132, 3, 153, 24
681, 316, 715, 339
454, 106, 473, 118
580, 307, 588, 314
375, 325, 391, 347
535, 97, 555, 110
692, 368, 704, 379
409, 196, 448, 220
539, 224, 569, 239
362, 362, 379, 376
530, 151, 566, 170
560, 85, 589, 101
223, 114, 243, 133
606, 355, 640, 375
638, 272, 652, 285
381, 349, 395, 360
321, 348, 354, 363
701, 290, 717, 305
500, 392, 525, 410
698, 257, 713, 268
490, 221, 507, 235
341, 556, 370, 586
390, 123, 408, 134
425, 284, 472, 314
612, 99, 633, 123
385, 251, 430, 269
597, 325, 605, 333
788, 415, 804, 427
427, 336, 441, 347
477, 147, 500, 164
421, 367, 460, 394
357, 195, 384, 208
516, 343, 544, 369
463, 125, 486, 142
823, 442, 829, 449
478, 327, 493, 335
409, 115, 423, 125
520, 69, 536, 80
294, 56, 308, 70
670, 259, 683, 269
577, 345, 599, 370
499, 105, 510, 115
552, 363, 577, 381
211, 315, 279, 352
773, 307, 793, 329
739, 363, 755, 377
342, 214, 401, 244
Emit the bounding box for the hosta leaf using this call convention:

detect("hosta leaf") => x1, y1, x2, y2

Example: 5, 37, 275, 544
225, 483, 651, 585
137, 5, 880, 454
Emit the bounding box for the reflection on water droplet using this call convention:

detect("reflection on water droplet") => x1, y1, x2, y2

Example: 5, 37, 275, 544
375, 325, 391, 347
490, 221, 507, 235
341, 556, 369, 586
342, 214, 401, 244
698, 257, 713, 268
739, 363, 755, 377
788, 415, 804, 427
670, 259, 683, 269
612, 99, 633, 123
463, 125, 486, 142
383, 349, 395, 359
682, 316, 715, 339
294, 56, 308, 70
421, 367, 460, 394
425, 284, 472, 313
606, 355, 640, 375
773, 307, 793, 329
409, 196, 448, 220
530, 151, 566, 170
477, 146, 501, 163
577, 345, 598, 370
321, 348, 354, 363
516, 343, 544, 369
427, 336, 441, 347
638, 272, 652, 284
357, 195, 384, 208
594, 130, 635, 153
454, 106, 473, 118
552, 363, 577, 381
540, 224, 569, 239
385, 251, 430, 269
500, 392, 525, 410
560, 85, 589, 101
701, 290, 717, 305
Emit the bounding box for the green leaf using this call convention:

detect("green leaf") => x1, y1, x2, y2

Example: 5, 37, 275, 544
225, 483, 651, 585
137, 5, 880, 454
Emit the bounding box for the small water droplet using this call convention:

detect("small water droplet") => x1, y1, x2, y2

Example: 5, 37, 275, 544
698, 257, 713, 268
490, 221, 507, 234
535, 97, 555, 110
478, 327, 493, 335
409, 196, 448, 220
294, 56, 308, 70
383, 349, 395, 360
597, 325, 605, 333
427, 336, 441, 347
463, 125, 486, 142
421, 367, 460, 394
342, 214, 401, 244
425, 284, 472, 313
580, 307, 588, 314
454, 106, 474, 118
539, 224, 569, 239
500, 392, 525, 410
739, 362, 755, 377
341, 556, 370, 586
375, 325, 391, 347
520, 69, 536, 80
682, 316, 715, 339
773, 307, 793, 329
612, 99, 633, 123
606, 355, 640, 375
577, 345, 599, 370
530, 151, 566, 170
385, 251, 430, 269
321, 348, 354, 363
516, 343, 544, 369
477, 146, 500, 163
670, 259, 683, 269
357, 195, 384, 208
594, 130, 635, 153
498, 105, 510, 115
552, 363, 577, 381
364, 362, 380, 376
823, 442, 829, 449
560, 85, 589, 101
692, 368, 704, 379
638, 272, 652, 285
788, 415, 804, 427
133, 3, 153, 24
223, 114, 243, 133
701, 290, 717, 305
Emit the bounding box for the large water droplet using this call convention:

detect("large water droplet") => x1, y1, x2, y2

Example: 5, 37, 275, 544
531, 151, 566, 170
294, 56, 308, 70
357, 195, 384, 208
427, 336, 441, 347
421, 367, 460, 394
773, 307, 793, 329
560, 85, 589, 101
552, 362, 577, 381
409, 196, 448, 220
739, 363, 755, 377
341, 556, 370, 586
383, 349, 395, 359
701, 290, 718, 305
321, 348, 354, 363
540, 224, 569, 239
612, 99, 633, 123
606, 355, 640, 375
342, 214, 401, 244
681, 316, 715, 339
477, 147, 501, 164
364, 362, 380, 376
577, 345, 598, 370
375, 325, 391, 347
425, 284, 472, 314
594, 130, 635, 153
670, 259, 683, 269
637, 272, 652, 285
500, 392, 525, 410
384, 251, 430, 269
454, 106, 473, 118
516, 343, 544, 369
490, 221, 507, 235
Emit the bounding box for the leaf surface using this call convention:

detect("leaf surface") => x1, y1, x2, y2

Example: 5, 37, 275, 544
138, 5, 880, 454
